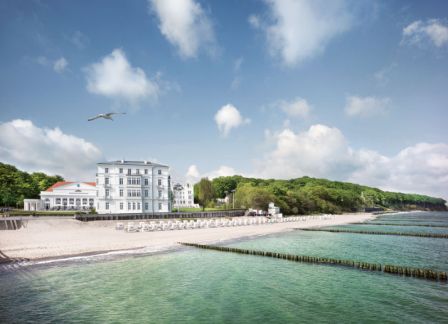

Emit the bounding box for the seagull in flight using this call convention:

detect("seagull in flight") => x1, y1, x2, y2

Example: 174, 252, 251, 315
88, 112, 126, 121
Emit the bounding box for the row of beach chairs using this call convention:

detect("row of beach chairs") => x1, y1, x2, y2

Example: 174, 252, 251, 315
115, 214, 336, 233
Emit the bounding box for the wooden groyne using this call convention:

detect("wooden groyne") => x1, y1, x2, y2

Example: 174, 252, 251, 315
300, 228, 448, 239
179, 243, 448, 282
353, 222, 448, 228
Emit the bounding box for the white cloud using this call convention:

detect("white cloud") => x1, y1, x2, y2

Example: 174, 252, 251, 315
186, 164, 200, 181
402, 19, 448, 48
230, 57, 244, 90
214, 104, 250, 137
149, 0, 216, 58
206, 166, 236, 179
0, 119, 103, 180
349, 143, 448, 199
250, 0, 353, 66
230, 77, 241, 90
36, 56, 50, 66
70, 30, 89, 49
344, 95, 390, 117
85, 49, 159, 105
374, 63, 396, 86
35, 56, 68, 73
278, 97, 311, 118
53, 57, 68, 73
186, 164, 237, 181
248, 14, 261, 29
256, 124, 357, 179
254, 124, 448, 199
233, 57, 244, 72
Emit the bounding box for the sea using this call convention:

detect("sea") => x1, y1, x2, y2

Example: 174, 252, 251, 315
1, 211, 447, 323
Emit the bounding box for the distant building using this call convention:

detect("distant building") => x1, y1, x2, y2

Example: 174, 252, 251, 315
96, 160, 171, 214
25, 181, 97, 211
172, 182, 197, 208
268, 202, 282, 218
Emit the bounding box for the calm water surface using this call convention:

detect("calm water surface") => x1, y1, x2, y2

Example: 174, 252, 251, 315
0, 211, 447, 323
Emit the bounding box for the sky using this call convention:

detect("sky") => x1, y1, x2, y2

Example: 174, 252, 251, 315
0, 0, 447, 199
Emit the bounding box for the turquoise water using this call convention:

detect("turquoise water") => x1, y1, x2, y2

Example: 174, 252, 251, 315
1, 212, 447, 323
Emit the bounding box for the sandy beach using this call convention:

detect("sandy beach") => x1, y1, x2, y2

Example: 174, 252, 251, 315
0, 213, 375, 261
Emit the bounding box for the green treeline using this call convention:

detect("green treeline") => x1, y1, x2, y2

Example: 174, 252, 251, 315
195, 175, 447, 215
0, 162, 64, 207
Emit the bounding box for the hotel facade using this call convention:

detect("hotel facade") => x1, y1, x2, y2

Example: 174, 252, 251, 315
172, 182, 197, 208
24, 181, 97, 211
96, 160, 172, 214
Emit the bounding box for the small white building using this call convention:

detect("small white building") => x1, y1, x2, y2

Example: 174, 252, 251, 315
172, 182, 197, 208
268, 202, 283, 218
39, 181, 97, 210
96, 160, 171, 214
23, 199, 43, 211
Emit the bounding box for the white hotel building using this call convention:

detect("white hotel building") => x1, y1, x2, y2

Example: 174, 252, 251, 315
24, 181, 97, 211
96, 160, 171, 214
173, 182, 196, 208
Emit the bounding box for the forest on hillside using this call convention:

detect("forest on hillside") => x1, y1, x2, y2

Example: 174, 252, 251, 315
195, 176, 447, 215
0, 162, 64, 207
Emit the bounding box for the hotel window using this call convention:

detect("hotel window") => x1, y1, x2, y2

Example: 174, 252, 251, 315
144, 178, 148, 186
89, 199, 94, 206
128, 202, 131, 210
127, 177, 140, 185
82, 198, 87, 205
119, 189, 123, 197
145, 190, 148, 197
76, 198, 81, 205
119, 168, 123, 174
106, 189, 110, 197
105, 168, 109, 173
158, 203, 162, 211
137, 202, 140, 210
120, 202, 123, 210
136, 169, 140, 175
133, 202, 136, 210
145, 203, 149, 210
69, 198, 74, 204
56, 198, 61, 204
158, 179, 162, 186
127, 169, 131, 175
119, 178, 123, 185
105, 177, 109, 185
144, 169, 148, 175
158, 190, 162, 198
105, 202, 109, 210
158, 169, 162, 175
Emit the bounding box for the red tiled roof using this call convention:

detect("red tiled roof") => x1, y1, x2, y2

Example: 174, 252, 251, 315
45, 181, 96, 192
45, 181, 73, 192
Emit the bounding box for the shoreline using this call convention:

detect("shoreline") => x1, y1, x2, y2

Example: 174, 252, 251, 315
0, 213, 378, 264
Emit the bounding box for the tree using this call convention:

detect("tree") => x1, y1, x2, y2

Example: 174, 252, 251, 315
0, 162, 64, 207
196, 178, 215, 211
211, 176, 239, 198
197, 174, 447, 215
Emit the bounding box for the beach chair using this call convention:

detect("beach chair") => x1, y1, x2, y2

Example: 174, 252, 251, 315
115, 222, 124, 230
126, 222, 137, 232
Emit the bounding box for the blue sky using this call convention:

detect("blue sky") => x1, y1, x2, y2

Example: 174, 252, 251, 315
0, 0, 447, 199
